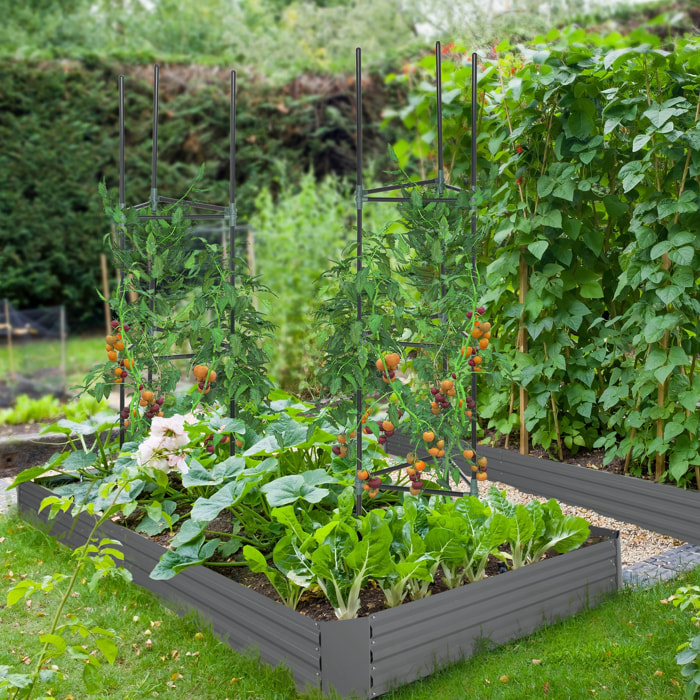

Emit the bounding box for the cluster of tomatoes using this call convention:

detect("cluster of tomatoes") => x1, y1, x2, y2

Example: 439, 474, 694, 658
105, 320, 132, 384
460, 307, 492, 373
428, 378, 457, 415
203, 432, 231, 453
405, 453, 426, 495
463, 447, 488, 480
193, 364, 217, 393
375, 352, 401, 383
363, 418, 396, 445
331, 432, 351, 458
118, 387, 164, 428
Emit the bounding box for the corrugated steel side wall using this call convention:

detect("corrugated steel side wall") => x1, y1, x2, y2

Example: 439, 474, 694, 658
368, 535, 619, 696
17, 482, 322, 690
386, 432, 700, 544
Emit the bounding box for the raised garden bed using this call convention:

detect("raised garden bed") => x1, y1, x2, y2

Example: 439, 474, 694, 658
17, 480, 620, 698
388, 433, 700, 545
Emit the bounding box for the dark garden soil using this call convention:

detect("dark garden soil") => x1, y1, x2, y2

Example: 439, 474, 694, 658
484, 431, 661, 482
0, 422, 56, 439
212, 538, 603, 622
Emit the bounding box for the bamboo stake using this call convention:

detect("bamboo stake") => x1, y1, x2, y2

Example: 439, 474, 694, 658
504, 381, 515, 449
59, 305, 66, 395
3, 299, 14, 376
543, 342, 563, 461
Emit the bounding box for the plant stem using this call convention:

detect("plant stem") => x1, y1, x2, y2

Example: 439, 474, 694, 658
543, 342, 563, 461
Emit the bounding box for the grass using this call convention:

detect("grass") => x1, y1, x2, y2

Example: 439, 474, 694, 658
0, 333, 106, 398
0, 508, 698, 699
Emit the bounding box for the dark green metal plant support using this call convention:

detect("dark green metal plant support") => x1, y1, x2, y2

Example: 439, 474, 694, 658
116, 66, 240, 451
353, 42, 481, 514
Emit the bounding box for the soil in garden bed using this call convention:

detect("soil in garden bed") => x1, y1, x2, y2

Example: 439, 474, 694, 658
133, 507, 605, 623
486, 431, 667, 483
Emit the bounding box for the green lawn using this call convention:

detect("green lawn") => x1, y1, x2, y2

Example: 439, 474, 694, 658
0, 333, 106, 396
0, 508, 697, 699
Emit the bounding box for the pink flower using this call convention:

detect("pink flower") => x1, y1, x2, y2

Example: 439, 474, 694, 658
136, 414, 191, 474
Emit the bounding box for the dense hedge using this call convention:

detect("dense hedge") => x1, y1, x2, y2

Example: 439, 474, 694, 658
0, 59, 403, 328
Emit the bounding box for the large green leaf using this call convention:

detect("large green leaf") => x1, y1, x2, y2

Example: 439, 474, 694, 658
149, 535, 220, 580
261, 469, 337, 507
190, 481, 246, 522
567, 98, 596, 139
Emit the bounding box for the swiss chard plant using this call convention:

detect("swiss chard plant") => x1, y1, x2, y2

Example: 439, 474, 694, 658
487, 486, 590, 567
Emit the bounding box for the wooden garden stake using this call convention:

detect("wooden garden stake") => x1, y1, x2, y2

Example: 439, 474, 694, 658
504, 381, 515, 450
543, 342, 563, 461
3, 298, 14, 376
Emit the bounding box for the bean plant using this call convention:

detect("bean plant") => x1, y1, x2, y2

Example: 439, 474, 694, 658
387, 30, 700, 486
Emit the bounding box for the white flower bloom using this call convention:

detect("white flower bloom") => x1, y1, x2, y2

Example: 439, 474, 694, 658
136, 439, 169, 472
149, 415, 190, 451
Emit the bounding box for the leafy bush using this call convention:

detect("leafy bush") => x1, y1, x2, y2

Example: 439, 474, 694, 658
664, 585, 700, 699
252, 171, 395, 396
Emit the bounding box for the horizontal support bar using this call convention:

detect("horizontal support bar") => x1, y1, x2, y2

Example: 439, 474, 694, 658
366, 197, 458, 203
158, 196, 228, 212
378, 483, 467, 498
364, 178, 437, 195
396, 340, 439, 349
371, 462, 410, 476
137, 214, 227, 221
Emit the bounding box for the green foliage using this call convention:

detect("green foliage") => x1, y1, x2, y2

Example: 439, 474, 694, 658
1, 480, 132, 698
252, 172, 353, 396
89, 179, 273, 419
0, 393, 109, 426
0, 0, 422, 79
388, 27, 700, 484
666, 585, 700, 699
0, 395, 61, 425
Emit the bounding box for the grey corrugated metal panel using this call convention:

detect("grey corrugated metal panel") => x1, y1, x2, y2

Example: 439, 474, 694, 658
17, 482, 322, 690
319, 617, 371, 698
369, 539, 618, 695
370, 537, 617, 658
481, 446, 700, 544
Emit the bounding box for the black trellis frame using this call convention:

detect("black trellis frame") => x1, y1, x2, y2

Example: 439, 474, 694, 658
353, 43, 481, 514
116, 66, 240, 450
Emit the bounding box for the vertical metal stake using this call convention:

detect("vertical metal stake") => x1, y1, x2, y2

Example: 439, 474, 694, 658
470, 53, 479, 497
118, 74, 126, 446
355, 47, 364, 517
229, 70, 238, 456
